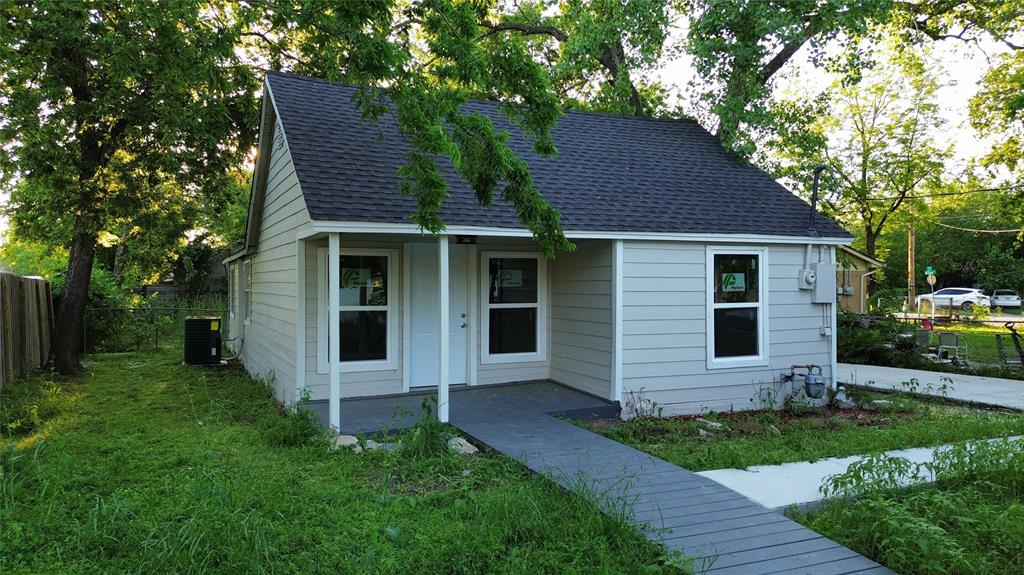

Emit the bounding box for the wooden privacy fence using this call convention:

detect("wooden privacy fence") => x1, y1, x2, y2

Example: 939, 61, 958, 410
0, 272, 54, 388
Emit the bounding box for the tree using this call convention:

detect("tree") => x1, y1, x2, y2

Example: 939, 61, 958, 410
971, 51, 1024, 175
0, 1, 261, 373
875, 182, 1024, 293
4, 0, 621, 373
683, 0, 1024, 154
770, 47, 949, 262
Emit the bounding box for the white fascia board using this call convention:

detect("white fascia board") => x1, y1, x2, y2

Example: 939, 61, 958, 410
222, 251, 247, 265
310, 220, 853, 246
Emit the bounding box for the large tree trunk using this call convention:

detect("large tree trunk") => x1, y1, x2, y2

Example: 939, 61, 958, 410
862, 228, 879, 298
52, 216, 98, 374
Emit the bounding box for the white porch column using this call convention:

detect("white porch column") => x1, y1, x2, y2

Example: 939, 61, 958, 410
438, 235, 450, 422
295, 238, 306, 403
328, 232, 341, 430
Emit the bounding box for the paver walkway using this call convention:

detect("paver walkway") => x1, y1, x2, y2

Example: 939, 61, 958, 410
313, 382, 894, 573
455, 412, 894, 573
838, 362, 1024, 411
699, 436, 1024, 510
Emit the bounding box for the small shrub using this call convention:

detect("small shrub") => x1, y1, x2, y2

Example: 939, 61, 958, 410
399, 397, 455, 459
264, 405, 325, 448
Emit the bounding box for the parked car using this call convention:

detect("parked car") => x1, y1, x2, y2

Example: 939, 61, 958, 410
991, 289, 1022, 308
916, 288, 991, 312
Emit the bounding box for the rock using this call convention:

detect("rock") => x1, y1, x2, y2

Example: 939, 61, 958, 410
364, 439, 399, 452
331, 434, 362, 453
766, 424, 781, 437
698, 428, 712, 438
462, 469, 472, 477
448, 436, 479, 456
695, 418, 726, 431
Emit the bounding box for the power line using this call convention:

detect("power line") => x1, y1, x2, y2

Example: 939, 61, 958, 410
854, 183, 1024, 203
929, 220, 1024, 234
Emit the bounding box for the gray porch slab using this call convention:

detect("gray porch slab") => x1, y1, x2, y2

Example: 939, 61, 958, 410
310, 381, 893, 574
303, 380, 618, 435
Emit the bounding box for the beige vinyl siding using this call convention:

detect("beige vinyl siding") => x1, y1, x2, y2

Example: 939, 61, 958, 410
304, 236, 405, 400
621, 242, 833, 415
549, 240, 613, 398
239, 120, 310, 404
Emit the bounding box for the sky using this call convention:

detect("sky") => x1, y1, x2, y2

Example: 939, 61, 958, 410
654, 29, 1009, 172
0, 23, 1010, 246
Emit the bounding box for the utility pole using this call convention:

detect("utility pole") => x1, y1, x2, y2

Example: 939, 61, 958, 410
907, 220, 916, 309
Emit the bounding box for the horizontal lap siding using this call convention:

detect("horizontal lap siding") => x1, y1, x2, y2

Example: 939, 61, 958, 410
621, 242, 833, 415
549, 240, 613, 399
304, 237, 405, 400
240, 121, 310, 404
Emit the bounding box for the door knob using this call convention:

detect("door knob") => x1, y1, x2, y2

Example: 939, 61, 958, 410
460, 322, 468, 328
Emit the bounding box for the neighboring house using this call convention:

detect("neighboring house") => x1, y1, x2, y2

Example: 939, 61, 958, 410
225, 72, 852, 428
836, 246, 883, 314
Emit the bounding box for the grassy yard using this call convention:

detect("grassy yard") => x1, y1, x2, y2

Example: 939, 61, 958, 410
933, 320, 1022, 368
0, 349, 683, 575
795, 438, 1024, 575
578, 390, 1024, 471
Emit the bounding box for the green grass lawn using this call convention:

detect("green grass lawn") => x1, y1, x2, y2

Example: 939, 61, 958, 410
794, 438, 1024, 575
578, 390, 1024, 471
1, 349, 683, 575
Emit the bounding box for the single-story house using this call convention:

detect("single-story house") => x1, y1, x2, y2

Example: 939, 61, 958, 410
836, 246, 883, 314
224, 71, 852, 429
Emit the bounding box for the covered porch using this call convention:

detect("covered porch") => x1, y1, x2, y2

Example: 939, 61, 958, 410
303, 379, 620, 435
293, 228, 619, 432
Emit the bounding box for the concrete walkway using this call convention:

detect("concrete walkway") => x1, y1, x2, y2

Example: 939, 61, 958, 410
838, 362, 1024, 411
699, 436, 1023, 510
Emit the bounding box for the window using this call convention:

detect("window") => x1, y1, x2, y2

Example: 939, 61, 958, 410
706, 248, 768, 368
243, 260, 253, 322
481, 253, 547, 363
317, 248, 397, 372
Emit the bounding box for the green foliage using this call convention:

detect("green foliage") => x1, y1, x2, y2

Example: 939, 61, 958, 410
0, 348, 672, 574
397, 397, 456, 460
581, 390, 1024, 472
837, 311, 917, 366
0, 0, 260, 250
0, 237, 68, 280
770, 43, 949, 257
801, 439, 1024, 575
874, 182, 1023, 292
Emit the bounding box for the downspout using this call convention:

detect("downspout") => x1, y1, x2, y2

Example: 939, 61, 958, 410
860, 268, 881, 314
807, 164, 827, 237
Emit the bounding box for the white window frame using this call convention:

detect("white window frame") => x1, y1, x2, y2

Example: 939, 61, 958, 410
317, 247, 398, 373
480, 251, 548, 364
243, 260, 253, 325
705, 246, 769, 369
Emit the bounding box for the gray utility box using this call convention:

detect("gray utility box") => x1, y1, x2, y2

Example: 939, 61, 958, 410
812, 261, 837, 304
184, 316, 222, 365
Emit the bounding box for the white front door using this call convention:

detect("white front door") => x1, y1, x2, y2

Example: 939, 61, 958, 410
409, 242, 470, 387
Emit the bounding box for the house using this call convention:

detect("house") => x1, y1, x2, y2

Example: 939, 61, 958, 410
224, 72, 852, 429
836, 246, 883, 314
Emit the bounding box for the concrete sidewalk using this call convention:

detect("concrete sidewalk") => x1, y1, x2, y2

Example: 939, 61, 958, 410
698, 436, 1023, 510
838, 363, 1024, 411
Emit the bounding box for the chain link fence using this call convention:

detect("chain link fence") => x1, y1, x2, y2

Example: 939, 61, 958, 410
84, 303, 229, 353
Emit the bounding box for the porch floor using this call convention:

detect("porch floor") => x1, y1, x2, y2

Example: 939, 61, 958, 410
303, 380, 618, 435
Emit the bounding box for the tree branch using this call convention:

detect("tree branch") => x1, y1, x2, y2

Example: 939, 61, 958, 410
479, 20, 568, 42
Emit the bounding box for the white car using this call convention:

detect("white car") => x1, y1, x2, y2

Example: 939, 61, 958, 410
916, 288, 991, 312
991, 289, 1022, 308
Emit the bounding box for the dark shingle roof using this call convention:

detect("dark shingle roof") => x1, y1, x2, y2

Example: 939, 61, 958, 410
266, 71, 851, 239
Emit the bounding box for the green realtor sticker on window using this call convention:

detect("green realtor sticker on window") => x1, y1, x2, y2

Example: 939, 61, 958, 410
722, 272, 745, 292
